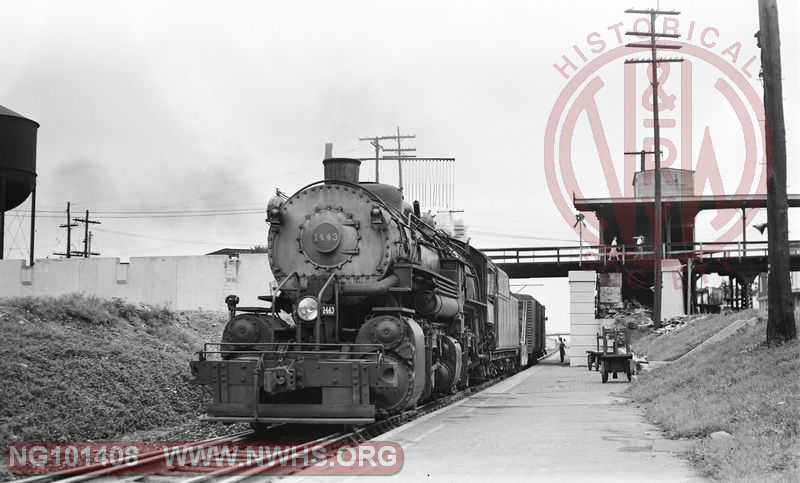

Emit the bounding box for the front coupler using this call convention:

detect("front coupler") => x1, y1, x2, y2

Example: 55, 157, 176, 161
190, 343, 397, 424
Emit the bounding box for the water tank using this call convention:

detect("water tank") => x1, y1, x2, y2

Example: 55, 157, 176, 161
0, 105, 39, 211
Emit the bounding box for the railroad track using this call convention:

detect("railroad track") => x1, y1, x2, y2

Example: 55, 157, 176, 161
10, 429, 257, 483
10, 369, 530, 481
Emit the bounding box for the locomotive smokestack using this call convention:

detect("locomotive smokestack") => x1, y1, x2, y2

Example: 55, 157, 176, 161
323, 157, 361, 184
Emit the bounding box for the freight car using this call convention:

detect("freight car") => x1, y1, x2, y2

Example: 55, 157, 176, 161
515, 293, 547, 364
190, 157, 545, 424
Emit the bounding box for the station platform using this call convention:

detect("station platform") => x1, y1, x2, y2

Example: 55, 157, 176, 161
300, 352, 705, 482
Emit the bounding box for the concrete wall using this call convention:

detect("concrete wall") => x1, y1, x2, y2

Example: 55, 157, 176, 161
0, 254, 273, 310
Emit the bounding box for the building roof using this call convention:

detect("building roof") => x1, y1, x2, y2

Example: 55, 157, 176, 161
206, 248, 266, 257
0, 105, 39, 126
574, 193, 800, 213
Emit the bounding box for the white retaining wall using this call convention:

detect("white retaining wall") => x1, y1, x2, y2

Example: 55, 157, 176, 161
0, 254, 273, 311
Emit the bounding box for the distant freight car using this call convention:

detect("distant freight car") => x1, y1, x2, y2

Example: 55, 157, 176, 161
515, 293, 547, 364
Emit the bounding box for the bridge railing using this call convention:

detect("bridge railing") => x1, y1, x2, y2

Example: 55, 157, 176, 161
671, 241, 770, 261
482, 241, 775, 265
481, 244, 647, 265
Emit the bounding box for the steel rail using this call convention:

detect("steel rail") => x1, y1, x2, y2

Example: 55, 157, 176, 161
10, 429, 257, 483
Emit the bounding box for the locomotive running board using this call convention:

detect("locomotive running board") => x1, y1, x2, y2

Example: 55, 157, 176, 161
200, 416, 375, 425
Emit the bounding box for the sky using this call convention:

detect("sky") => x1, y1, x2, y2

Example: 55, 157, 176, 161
1, 0, 798, 333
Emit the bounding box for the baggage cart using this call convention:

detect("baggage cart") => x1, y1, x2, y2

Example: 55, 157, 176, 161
599, 328, 633, 383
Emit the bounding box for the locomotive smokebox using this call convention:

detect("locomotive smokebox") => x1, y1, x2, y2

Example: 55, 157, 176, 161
0, 105, 39, 211
323, 157, 360, 184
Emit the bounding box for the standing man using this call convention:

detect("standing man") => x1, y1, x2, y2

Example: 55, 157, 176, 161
609, 236, 620, 260
634, 235, 645, 259
559, 337, 566, 363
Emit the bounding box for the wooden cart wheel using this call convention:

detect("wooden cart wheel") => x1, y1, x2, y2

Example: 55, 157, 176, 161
601, 365, 608, 383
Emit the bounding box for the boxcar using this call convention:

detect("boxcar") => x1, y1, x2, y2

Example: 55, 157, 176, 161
514, 293, 547, 363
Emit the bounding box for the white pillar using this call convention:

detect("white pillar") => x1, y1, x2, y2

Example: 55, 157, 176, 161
569, 270, 599, 367
661, 259, 686, 320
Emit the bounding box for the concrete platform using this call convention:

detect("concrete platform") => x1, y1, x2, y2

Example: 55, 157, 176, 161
296, 353, 706, 482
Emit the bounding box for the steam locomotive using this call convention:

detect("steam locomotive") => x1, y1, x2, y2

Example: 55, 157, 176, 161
190, 158, 546, 424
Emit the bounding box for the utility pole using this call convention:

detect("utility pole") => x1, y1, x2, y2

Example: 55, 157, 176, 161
29, 181, 36, 266
758, 0, 796, 344
359, 127, 416, 188
73, 210, 101, 257
54, 201, 78, 258
624, 149, 655, 173
0, 176, 5, 260
624, 8, 682, 328
574, 213, 586, 268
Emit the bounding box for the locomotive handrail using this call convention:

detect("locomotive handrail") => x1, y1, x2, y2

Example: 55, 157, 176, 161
198, 342, 385, 361
202, 342, 384, 350
271, 271, 300, 319
200, 351, 382, 360
316, 272, 338, 351
252, 354, 263, 420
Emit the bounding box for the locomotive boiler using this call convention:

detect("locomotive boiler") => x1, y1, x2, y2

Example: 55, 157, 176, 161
190, 157, 545, 424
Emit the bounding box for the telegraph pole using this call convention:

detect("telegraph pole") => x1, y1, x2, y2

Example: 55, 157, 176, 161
758, 0, 796, 344
29, 181, 36, 266
73, 210, 101, 257
625, 8, 682, 328
359, 128, 416, 188
54, 202, 78, 258
624, 149, 655, 173
0, 176, 5, 259
55, 204, 100, 258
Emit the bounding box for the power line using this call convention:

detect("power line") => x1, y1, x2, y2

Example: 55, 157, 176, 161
53, 202, 79, 258
72, 210, 101, 257
469, 230, 575, 243
359, 127, 416, 186
92, 226, 265, 246
10, 208, 266, 219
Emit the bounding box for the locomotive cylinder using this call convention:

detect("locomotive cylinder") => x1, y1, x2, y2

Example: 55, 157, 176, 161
414, 290, 461, 318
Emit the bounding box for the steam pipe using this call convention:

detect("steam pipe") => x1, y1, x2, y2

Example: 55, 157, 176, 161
339, 274, 400, 296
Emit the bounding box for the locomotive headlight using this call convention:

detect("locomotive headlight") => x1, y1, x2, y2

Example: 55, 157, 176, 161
297, 296, 319, 322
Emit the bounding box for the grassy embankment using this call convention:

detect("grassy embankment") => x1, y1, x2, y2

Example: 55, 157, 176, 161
0, 295, 226, 467
628, 309, 799, 481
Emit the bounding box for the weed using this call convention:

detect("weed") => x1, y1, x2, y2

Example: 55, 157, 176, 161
0, 294, 226, 461
631, 310, 758, 361
627, 314, 800, 480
